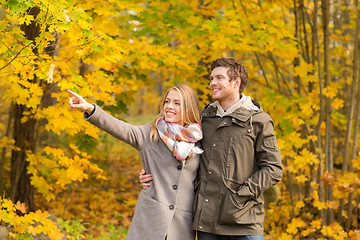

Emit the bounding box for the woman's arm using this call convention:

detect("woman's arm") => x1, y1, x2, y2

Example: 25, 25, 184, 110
68, 90, 148, 150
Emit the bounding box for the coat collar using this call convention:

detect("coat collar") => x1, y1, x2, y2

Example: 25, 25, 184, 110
202, 102, 263, 122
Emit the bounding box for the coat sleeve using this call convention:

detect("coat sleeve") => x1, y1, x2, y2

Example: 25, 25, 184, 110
237, 113, 283, 199
83, 105, 148, 150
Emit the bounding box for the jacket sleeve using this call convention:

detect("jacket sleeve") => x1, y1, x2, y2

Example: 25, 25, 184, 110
83, 105, 148, 150
237, 114, 283, 199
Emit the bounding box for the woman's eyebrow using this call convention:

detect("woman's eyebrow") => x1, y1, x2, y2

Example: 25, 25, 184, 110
165, 97, 180, 102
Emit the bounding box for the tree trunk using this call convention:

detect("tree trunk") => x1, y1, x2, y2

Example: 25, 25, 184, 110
345, 66, 360, 231
10, 6, 41, 211
10, 104, 37, 211
338, 0, 360, 225
293, 0, 302, 94
322, 0, 335, 224
312, 0, 326, 224
345, 2, 360, 229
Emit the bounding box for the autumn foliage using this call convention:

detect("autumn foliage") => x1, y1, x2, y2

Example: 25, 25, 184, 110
1, 0, 360, 239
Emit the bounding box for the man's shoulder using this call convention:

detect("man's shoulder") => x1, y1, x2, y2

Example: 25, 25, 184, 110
251, 99, 261, 109
201, 102, 216, 115
252, 109, 273, 123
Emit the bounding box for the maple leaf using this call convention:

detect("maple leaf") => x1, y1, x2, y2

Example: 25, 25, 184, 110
321, 171, 337, 185
2, 199, 15, 212
15, 201, 27, 214
332, 98, 344, 110
336, 184, 354, 193
311, 219, 322, 229
295, 174, 308, 184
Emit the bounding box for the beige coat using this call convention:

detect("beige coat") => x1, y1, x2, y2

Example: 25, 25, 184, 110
85, 106, 199, 240
193, 100, 283, 235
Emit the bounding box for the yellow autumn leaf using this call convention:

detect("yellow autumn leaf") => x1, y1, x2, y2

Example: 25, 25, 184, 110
294, 62, 314, 78
20, 212, 35, 225
292, 149, 319, 171
290, 116, 305, 129
44, 146, 65, 159
328, 200, 339, 209
313, 199, 326, 210
85, 125, 99, 139
0, 136, 15, 148
295, 200, 305, 210
32, 209, 50, 222
13, 224, 28, 234
304, 74, 318, 83
2, 199, 15, 212
302, 228, 316, 237
17, 15, 34, 25
321, 223, 347, 240
311, 219, 322, 229
277, 233, 293, 240
332, 98, 344, 110
27, 225, 38, 236
67, 164, 85, 182
286, 217, 305, 235
352, 156, 360, 171
295, 174, 308, 184
307, 135, 318, 142
15, 201, 27, 214
323, 86, 337, 98
311, 182, 319, 190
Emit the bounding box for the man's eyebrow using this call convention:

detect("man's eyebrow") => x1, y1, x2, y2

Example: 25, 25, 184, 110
210, 74, 224, 79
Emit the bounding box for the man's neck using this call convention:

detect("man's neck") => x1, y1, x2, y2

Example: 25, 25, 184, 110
218, 95, 241, 111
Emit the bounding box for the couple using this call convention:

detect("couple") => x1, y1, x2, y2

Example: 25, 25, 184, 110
68, 58, 283, 240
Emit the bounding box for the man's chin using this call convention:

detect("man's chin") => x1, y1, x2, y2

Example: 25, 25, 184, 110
211, 95, 220, 100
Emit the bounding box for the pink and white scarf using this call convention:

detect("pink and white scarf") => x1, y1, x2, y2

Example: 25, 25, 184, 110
157, 118, 203, 165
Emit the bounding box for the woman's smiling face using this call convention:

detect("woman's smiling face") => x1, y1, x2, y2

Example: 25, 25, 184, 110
163, 89, 182, 125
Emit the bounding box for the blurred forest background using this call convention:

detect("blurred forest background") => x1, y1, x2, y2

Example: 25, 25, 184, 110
0, 0, 360, 239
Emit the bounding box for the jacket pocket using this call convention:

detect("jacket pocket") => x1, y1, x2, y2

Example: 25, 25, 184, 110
262, 136, 278, 150
219, 189, 255, 225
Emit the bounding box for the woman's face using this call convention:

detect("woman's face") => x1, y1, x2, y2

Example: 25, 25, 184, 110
163, 89, 182, 125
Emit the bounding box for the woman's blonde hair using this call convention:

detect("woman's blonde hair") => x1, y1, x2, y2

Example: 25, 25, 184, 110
150, 85, 201, 142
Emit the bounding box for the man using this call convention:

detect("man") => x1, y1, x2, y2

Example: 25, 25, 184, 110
141, 58, 283, 239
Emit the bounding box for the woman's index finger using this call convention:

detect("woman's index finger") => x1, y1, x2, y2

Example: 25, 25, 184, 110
67, 90, 81, 98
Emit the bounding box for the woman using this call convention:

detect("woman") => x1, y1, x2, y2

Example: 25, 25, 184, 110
68, 85, 202, 240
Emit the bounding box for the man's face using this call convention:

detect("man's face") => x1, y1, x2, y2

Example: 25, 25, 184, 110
209, 67, 239, 102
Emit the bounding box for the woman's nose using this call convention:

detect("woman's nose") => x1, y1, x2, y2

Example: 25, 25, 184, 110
166, 103, 174, 109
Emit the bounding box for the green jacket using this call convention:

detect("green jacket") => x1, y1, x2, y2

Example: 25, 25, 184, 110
193, 100, 283, 236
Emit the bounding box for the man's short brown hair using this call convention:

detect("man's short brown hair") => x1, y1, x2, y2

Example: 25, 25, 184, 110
211, 58, 248, 93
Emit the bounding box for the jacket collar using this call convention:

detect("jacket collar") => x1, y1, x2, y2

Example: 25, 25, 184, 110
202, 103, 263, 122
202, 95, 262, 122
